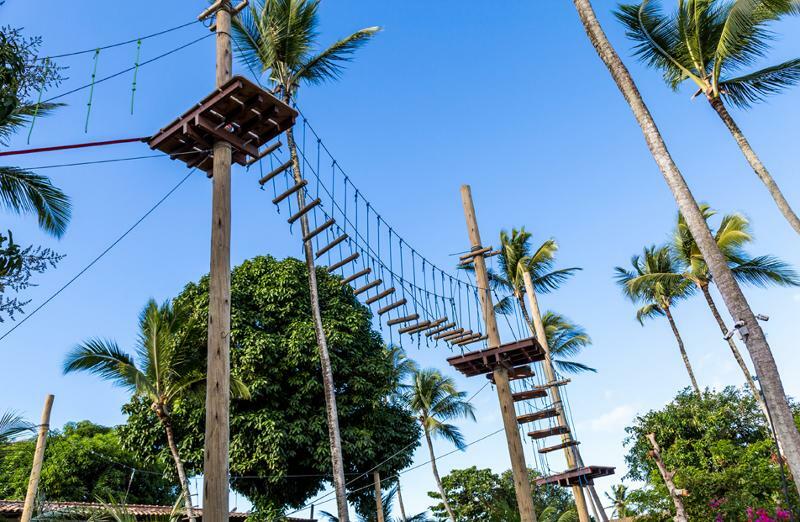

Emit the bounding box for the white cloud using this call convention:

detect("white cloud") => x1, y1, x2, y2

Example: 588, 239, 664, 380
586, 405, 636, 432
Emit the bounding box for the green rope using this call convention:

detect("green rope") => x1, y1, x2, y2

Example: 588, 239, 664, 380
130, 40, 141, 115
84, 49, 100, 133
26, 58, 50, 144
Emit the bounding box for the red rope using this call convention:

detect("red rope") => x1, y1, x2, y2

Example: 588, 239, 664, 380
0, 137, 150, 157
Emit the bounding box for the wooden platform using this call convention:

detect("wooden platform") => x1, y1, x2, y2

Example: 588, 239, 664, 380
512, 389, 548, 402
148, 75, 297, 172
447, 337, 545, 377
487, 365, 534, 383
535, 466, 615, 487
516, 408, 559, 425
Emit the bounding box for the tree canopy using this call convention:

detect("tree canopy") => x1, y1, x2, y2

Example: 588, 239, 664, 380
427, 466, 576, 522
623, 387, 800, 520
0, 421, 175, 504
119, 256, 420, 519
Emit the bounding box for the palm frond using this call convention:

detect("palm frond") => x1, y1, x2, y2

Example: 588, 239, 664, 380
431, 421, 467, 451
720, 57, 800, 107
636, 302, 665, 324
730, 254, 800, 287
293, 26, 381, 86
531, 267, 582, 294
0, 102, 62, 145
0, 166, 71, 237
0, 410, 32, 442
494, 295, 515, 316
63, 339, 150, 396
554, 359, 597, 374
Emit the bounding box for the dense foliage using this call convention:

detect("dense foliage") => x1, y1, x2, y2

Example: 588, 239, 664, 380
0, 421, 175, 504
623, 387, 800, 520
427, 466, 576, 522
119, 256, 420, 518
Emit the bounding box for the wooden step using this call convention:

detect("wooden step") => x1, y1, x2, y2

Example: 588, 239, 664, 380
378, 298, 406, 315
303, 218, 335, 242
516, 408, 559, 425
316, 234, 348, 258
528, 425, 570, 440
411, 317, 448, 334
538, 440, 580, 454
398, 320, 430, 335
288, 198, 321, 224
328, 252, 359, 272
387, 314, 419, 326
342, 268, 370, 285
454, 334, 487, 347
365, 287, 395, 305
272, 179, 307, 204
434, 328, 464, 340
426, 322, 456, 337
354, 279, 382, 296
531, 379, 571, 393
258, 159, 292, 185
448, 331, 479, 344
512, 389, 548, 402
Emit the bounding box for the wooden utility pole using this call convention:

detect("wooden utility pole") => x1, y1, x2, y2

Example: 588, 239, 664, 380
201, 1, 234, 521
646, 433, 688, 522
522, 270, 591, 522
460, 185, 537, 522
21, 394, 54, 522
373, 472, 385, 522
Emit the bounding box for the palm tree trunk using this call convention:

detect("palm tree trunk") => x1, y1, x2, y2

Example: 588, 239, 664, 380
707, 96, 800, 235
286, 124, 350, 522
516, 293, 535, 333
663, 307, 701, 396
159, 415, 197, 522
568, 0, 800, 497
425, 429, 456, 522
396, 481, 408, 522
700, 284, 771, 415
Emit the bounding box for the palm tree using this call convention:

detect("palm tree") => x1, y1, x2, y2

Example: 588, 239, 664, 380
404, 368, 475, 522
1, 102, 71, 237
615, 0, 800, 234
63, 299, 249, 522
0, 410, 30, 444
615, 245, 700, 395
604, 484, 633, 519
320, 486, 431, 522
233, 4, 379, 519
484, 228, 580, 329
673, 205, 798, 417
542, 311, 596, 375
568, 0, 800, 499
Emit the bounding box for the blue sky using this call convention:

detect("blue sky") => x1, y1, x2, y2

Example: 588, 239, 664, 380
3, 0, 800, 518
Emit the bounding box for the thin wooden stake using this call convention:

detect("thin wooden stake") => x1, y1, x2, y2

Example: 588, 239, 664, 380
374, 471, 385, 522
21, 395, 54, 522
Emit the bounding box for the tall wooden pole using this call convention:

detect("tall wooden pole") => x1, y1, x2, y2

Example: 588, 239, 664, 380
460, 185, 537, 522
646, 433, 688, 522
396, 480, 408, 522
21, 394, 54, 522
373, 472, 385, 522
203, 2, 233, 521
522, 271, 592, 522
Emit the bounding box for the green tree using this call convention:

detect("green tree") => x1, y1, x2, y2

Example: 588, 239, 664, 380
426, 466, 576, 522
615, 0, 800, 234
0, 421, 175, 505
568, 0, 800, 497
615, 245, 700, 394
0, 229, 63, 321
1, 26, 70, 238
405, 369, 475, 522
63, 300, 240, 521
232, 4, 380, 519
623, 387, 799, 520
604, 484, 635, 519
321, 486, 431, 522
0, 410, 29, 444
119, 256, 419, 519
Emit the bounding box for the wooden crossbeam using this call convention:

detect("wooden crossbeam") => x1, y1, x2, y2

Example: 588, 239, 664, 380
455, 334, 487, 346
365, 287, 395, 305
426, 322, 457, 337
538, 440, 580, 455
287, 198, 320, 224
378, 298, 406, 316
316, 234, 348, 258
354, 279, 382, 296
532, 379, 571, 392
458, 246, 493, 261
516, 408, 559, 425
328, 252, 359, 272
512, 389, 548, 402
303, 219, 335, 242
387, 314, 419, 326
528, 425, 570, 440
272, 179, 307, 205
342, 268, 371, 285
258, 159, 292, 185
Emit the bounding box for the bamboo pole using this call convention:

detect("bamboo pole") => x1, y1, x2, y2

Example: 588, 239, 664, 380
522, 270, 592, 522
203, 2, 233, 521
21, 394, 54, 522
646, 433, 688, 522
374, 472, 385, 522
460, 185, 537, 522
